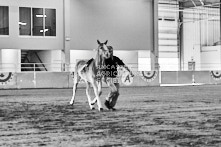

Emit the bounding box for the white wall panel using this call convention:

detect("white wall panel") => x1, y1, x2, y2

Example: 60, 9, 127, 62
1, 49, 20, 72
70, 0, 153, 50
159, 58, 179, 71
159, 46, 178, 52
201, 46, 221, 70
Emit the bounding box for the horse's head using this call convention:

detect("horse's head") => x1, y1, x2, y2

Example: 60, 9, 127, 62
97, 40, 111, 59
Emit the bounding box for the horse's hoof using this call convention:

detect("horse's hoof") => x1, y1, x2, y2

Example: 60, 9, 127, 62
91, 100, 97, 105
69, 102, 74, 105
90, 106, 95, 110
99, 108, 103, 111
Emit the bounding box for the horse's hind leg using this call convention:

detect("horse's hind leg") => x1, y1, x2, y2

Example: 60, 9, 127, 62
86, 82, 95, 110
70, 72, 80, 105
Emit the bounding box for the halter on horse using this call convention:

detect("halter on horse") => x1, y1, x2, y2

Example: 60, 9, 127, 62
69, 40, 111, 111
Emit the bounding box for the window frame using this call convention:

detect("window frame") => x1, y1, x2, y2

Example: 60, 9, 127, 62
0, 6, 9, 36
19, 7, 32, 36
19, 7, 56, 37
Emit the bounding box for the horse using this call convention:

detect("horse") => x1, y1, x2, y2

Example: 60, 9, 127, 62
69, 40, 111, 111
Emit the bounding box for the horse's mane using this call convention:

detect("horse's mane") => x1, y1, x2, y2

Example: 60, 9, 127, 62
95, 46, 105, 70
93, 45, 108, 81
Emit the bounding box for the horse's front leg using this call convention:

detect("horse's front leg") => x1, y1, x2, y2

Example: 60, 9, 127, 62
91, 81, 103, 111
91, 81, 102, 105
86, 82, 95, 110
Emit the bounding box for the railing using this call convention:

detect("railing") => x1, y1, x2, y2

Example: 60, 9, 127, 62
0, 63, 68, 72
1, 62, 221, 72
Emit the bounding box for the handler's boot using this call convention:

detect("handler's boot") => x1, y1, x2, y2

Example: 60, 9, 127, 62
105, 100, 116, 111
104, 100, 111, 109
109, 92, 119, 108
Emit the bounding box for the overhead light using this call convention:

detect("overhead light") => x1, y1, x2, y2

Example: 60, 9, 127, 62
40, 29, 49, 33
18, 22, 27, 25
36, 14, 47, 18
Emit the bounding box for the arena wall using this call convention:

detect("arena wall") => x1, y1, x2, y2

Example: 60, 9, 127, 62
1, 71, 221, 89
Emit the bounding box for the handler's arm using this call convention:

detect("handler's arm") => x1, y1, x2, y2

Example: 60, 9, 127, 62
123, 65, 134, 77
115, 57, 134, 77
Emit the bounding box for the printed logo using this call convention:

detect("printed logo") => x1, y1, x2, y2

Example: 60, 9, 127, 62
140, 71, 158, 82
0, 72, 14, 85
210, 71, 221, 80
121, 71, 133, 85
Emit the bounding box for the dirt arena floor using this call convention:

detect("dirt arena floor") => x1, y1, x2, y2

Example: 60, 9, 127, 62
0, 85, 221, 147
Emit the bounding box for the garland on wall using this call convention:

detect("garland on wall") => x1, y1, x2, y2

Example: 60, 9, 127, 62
0, 72, 14, 85
210, 71, 221, 80
140, 71, 158, 82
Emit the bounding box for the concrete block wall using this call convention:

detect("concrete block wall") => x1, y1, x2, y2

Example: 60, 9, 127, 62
161, 71, 221, 85
0, 71, 221, 89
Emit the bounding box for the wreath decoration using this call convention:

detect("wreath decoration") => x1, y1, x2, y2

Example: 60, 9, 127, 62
0, 72, 14, 85
210, 71, 221, 80
140, 71, 158, 82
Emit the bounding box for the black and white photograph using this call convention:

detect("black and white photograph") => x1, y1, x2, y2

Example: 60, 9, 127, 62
0, 0, 221, 146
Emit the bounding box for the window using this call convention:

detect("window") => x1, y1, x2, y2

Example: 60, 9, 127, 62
45, 9, 56, 36
0, 6, 9, 35
19, 7, 56, 36
19, 7, 31, 35
33, 8, 44, 36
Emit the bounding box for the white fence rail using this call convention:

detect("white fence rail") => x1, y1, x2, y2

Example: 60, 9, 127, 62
1, 62, 221, 72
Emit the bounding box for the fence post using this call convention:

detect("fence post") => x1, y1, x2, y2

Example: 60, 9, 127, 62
33, 63, 36, 88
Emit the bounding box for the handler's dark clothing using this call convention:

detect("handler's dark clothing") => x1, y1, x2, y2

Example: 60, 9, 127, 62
103, 56, 125, 78
103, 56, 125, 109
85, 56, 125, 109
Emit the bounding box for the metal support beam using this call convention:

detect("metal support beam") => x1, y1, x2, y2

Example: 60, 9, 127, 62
152, 0, 159, 71
178, 1, 184, 71
183, 0, 220, 8
63, 0, 71, 71
191, 0, 197, 7
199, 0, 204, 6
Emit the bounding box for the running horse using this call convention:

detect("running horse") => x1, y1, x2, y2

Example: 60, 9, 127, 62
69, 40, 111, 111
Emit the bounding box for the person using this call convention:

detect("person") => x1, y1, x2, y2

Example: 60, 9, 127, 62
83, 46, 134, 110
102, 46, 134, 110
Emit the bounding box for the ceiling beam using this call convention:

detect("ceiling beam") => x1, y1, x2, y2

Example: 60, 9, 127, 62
182, 0, 220, 8
190, 0, 197, 7
199, 0, 204, 5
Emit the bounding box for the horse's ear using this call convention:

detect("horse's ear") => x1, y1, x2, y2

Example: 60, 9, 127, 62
104, 40, 108, 45
97, 40, 101, 45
